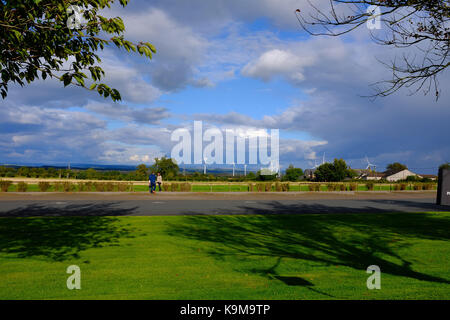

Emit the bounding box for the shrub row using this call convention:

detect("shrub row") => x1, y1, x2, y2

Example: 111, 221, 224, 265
162, 182, 191, 192
0, 180, 134, 192
248, 182, 290, 192
307, 183, 356, 191
0, 180, 437, 192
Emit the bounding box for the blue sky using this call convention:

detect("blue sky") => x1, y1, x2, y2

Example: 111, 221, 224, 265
1, 0, 449, 174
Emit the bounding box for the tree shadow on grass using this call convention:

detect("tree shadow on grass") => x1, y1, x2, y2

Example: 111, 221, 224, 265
166, 208, 450, 293
0, 203, 138, 261
0, 202, 139, 217
250, 256, 335, 297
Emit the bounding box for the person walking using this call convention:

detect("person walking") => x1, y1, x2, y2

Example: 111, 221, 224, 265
149, 172, 157, 194
157, 172, 163, 192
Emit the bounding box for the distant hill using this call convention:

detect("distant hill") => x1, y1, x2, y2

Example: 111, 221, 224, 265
0, 163, 138, 171
0, 163, 263, 175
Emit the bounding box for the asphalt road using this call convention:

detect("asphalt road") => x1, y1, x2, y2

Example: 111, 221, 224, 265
0, 197, 447, 216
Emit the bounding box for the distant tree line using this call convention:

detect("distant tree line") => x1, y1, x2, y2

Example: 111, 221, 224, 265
0, 165, 139, 180
1, 158, 445, 182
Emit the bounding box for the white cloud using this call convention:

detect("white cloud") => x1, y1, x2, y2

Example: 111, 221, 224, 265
242, 49, 315, 83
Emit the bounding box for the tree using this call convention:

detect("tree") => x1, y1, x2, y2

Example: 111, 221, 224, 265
439, 162, 450, 170
85, 168, 98, 180
284, 164, 304, 181
314, 163, 335, 182
136, 164, 149, 180
296, 1, 450, 99
151, 157, 179, 180
314, 158, 353, 182
385, 162, 408, 175
246, 172, 256, 180
0, 0, 156, 100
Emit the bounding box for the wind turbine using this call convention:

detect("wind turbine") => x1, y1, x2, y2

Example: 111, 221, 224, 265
365, 156, 377, 172
244, 164, 247, 176
203, 157, 207, 175
313, 153, 326, 169
232, 162, 235, 177
312, 159, 319, 169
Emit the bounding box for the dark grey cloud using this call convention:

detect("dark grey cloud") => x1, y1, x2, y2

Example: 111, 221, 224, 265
203, 36, 450, 173
0, 103, 107, 163
123, 0, 329, 31
85, 101, 170, 125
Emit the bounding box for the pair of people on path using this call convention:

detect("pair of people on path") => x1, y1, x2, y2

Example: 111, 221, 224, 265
149, 172, 162, 194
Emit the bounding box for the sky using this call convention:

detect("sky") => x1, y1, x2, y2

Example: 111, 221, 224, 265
1, 0, 449, 174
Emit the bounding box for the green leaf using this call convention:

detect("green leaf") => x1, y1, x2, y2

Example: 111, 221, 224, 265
62, 74, 72, 87
73, 74, 85, 86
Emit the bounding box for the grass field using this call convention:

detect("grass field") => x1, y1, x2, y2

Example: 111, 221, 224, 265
0, 212, 449, 300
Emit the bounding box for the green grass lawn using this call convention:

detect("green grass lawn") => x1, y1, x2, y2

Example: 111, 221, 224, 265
0, 211, 449, 300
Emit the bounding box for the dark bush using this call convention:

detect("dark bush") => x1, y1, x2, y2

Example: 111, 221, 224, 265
256, 183, 264, 192
63, 181, 74, 192
38, 181, 51, 192
365, 182, 374, 191
105, 182, 115, 192
84, 181, 93, 191
117, 182, 132, 192
171, 183, 179, 192
413, 184, 423, 191
17, 182, 28, 192
77, 182, 86, 192
53, 182, 63, 192
0, 180, 12, 192
423, 183, 434, 190
94, 182, 105, 192
275, 182, 282, 192
180, 183, 191, 192
308, 184, 320, 192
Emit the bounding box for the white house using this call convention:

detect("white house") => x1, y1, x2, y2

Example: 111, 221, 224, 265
360, 172, 386, 181
385, 169, 422, 182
